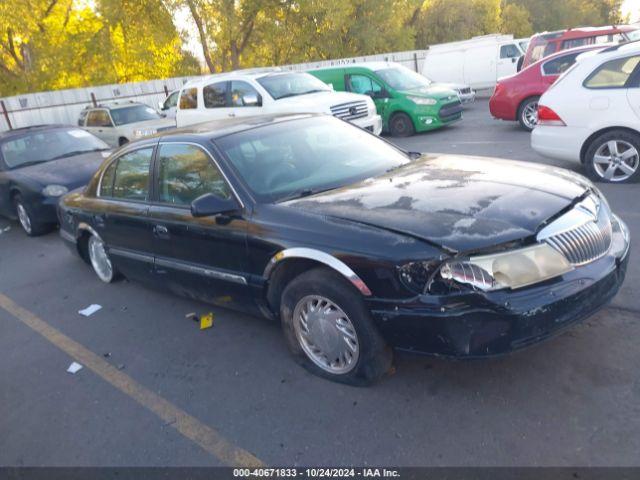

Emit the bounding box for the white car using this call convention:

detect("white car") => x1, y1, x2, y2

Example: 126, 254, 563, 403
158, 90, 179, 119
176, 69, 382, 135
79, 102, 176, 147
532, 42, 640, 183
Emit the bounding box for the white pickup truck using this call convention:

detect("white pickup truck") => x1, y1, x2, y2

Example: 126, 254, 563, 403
176, 69, 383, 135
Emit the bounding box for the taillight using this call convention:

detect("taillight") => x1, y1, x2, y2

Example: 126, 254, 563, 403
537, 105, 565, 126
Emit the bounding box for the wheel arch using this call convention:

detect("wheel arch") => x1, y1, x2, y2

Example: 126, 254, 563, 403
263, 248, 372, 315
580, 126, 640, 163
76, 222, 102, 264
517, 95, 541, 115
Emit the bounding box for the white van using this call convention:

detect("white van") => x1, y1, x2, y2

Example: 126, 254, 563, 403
421, 34, 524, 90
176, 68, 382, 135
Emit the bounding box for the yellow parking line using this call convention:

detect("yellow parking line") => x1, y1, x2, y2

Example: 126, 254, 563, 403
0, 292, 264, 467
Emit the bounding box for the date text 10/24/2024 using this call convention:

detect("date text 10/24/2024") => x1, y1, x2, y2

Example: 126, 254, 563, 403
233, 468, 401, 478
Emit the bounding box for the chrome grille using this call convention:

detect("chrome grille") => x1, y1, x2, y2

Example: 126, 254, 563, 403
538, 194, 612, 266
330, 101, 368, 120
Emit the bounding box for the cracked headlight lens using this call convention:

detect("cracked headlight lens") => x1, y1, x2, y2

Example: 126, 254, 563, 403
441, 244, 573, 291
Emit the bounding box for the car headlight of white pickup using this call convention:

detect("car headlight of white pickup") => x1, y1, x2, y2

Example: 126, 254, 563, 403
407, 96, 438, 106
133, 128, 157, 138
42, 184, 69, 197
440, 243, 574, 291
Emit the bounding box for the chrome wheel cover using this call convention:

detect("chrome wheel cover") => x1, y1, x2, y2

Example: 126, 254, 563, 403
522, 100, 538, 129
88, 235, 113, 283
16, 203, 32, 234
593, 140, 639, 182
292, 295, 359, 375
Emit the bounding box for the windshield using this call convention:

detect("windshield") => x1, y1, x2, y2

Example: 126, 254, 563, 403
257, 73, 331, 100
375, 66, 431, 90
625, 29, 640, 42
215, 116, 410, 203
110, 105, 162, 125
1, 128, 108, 169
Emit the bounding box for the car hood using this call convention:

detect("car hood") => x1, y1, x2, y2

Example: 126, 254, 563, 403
398, 85, 459, 101
285, 155, 591, 253
275, 91, 369, 111
14, 151, 108, 189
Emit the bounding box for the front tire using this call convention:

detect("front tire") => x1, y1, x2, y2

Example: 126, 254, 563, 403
584, 130, 640, 183
280, 267, 392, 386
13, 195, 51, 236
517, 96, 539, 131
88, 234, 117, 283
389, 112, 415, 137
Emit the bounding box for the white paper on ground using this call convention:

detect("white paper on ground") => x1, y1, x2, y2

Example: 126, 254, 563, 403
78, 304, 102, 316
67, 362, 83, 374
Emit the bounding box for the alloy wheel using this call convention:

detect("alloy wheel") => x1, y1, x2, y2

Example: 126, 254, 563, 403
593, 140, 639, 182
88, 235, 114, 283
522, 100, 538, 129
16, 203, 32, 235
292, 295, 360, 375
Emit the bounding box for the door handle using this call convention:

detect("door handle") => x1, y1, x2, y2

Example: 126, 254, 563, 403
228, 113, 236, 117
153, 224, 170, 239
93, 213, 106, 228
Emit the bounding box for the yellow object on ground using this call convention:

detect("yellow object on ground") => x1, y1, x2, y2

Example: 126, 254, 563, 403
200, 312, 214, 330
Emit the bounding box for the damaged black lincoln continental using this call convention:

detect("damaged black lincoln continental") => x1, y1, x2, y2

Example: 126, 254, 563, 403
57, 114, 630, 385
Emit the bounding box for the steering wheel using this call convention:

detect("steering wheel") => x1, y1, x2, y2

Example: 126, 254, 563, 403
264, 163, 299, 191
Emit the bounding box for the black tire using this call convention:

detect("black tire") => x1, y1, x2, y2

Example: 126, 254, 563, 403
516, 55, 524, 72
517, 96, 539, 131
118, 137, 129, 146
13, 194, 52, 236
584, 129, 640, 183
389, 112, 415, 137
280, 267, 393, 386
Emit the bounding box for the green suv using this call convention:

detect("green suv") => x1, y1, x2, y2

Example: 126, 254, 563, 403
309, 62, 462, 136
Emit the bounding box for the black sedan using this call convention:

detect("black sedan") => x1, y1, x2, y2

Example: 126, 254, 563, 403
58, 114, 630, 385
0, 125, 110, 235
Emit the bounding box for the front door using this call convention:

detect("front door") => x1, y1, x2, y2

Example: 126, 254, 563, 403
147, 142, 253, 311
94, 146, 156, 281
497, 43, 521, 80
345, 73, 388, 118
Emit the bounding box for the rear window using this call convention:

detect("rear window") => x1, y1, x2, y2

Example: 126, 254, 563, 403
584, 55, 640, 89
542, 52, 581, 76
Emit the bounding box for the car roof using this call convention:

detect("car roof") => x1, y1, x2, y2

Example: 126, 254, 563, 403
85, 101, 146, 111
131, 113, 320, 146
311, 61, 400, 73
182, 68, 311, 89
0, 124, 73, 140
533, 25, 637, 40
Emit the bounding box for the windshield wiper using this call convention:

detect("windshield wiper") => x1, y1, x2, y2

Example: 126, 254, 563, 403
51, 148, 109, 160
277, 185, 339, 203
13, 159, 49, 169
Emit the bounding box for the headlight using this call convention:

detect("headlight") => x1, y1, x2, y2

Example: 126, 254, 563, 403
440, 243, 573, 291
398, 261, 439, 294
610, 214, 630, 259
407, 96, 437, 106
42, 185, 69, 197
133, 128, 157, 137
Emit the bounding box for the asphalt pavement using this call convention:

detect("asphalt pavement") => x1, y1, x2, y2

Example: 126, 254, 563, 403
1, 100, 639, 467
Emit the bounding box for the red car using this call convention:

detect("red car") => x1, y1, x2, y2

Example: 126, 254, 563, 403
521, 25, 640, 70
489, 45, 605, 131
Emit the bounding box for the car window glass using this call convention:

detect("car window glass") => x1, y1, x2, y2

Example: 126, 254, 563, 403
110, 105, 161, 126
543, 43, 557, 57
530, 45, 546, 62
584, 55, 640, 88
230, 81, 262, 107
112, 148, 153, 201
100, 160, 117, 197
542, 52, 580, 75
179, 88, 198, 109
500, 44, 520, 59
203, 82, 228, 108
78, 110, 88, 126
165, 91, 179, 109
348, 74, 382, 95
157, 144, 231, 205
86, 110, 112, 127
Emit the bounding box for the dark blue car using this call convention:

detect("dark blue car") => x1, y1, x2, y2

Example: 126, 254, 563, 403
0, 125, 110, 235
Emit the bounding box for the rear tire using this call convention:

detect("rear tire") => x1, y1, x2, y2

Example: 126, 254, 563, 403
280, 267, 393, 386
584, 130, 640, 183
389, 112, 415, 137
517, 96, 539, 131
13, 194, 52, 236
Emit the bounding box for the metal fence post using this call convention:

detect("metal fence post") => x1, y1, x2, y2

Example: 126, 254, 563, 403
414, 52, 419, 72
1, 100, 12, 130
90, 92, 97, 107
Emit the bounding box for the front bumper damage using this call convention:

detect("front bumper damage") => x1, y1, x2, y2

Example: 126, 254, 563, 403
367, 220, 630, 358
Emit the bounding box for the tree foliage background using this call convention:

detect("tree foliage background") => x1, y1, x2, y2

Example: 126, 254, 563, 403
0, 0, 629, 96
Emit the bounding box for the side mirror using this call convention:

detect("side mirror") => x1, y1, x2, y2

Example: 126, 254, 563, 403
511, 57, 517, 64
242, 93, 261, 106
190, 193, 240, 218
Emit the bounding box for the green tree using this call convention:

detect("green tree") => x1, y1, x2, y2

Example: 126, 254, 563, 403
500, 3, 533, 37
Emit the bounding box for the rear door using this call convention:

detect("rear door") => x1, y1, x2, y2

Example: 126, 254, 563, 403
147, 142, 253, 310
95, 146, 156, 281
